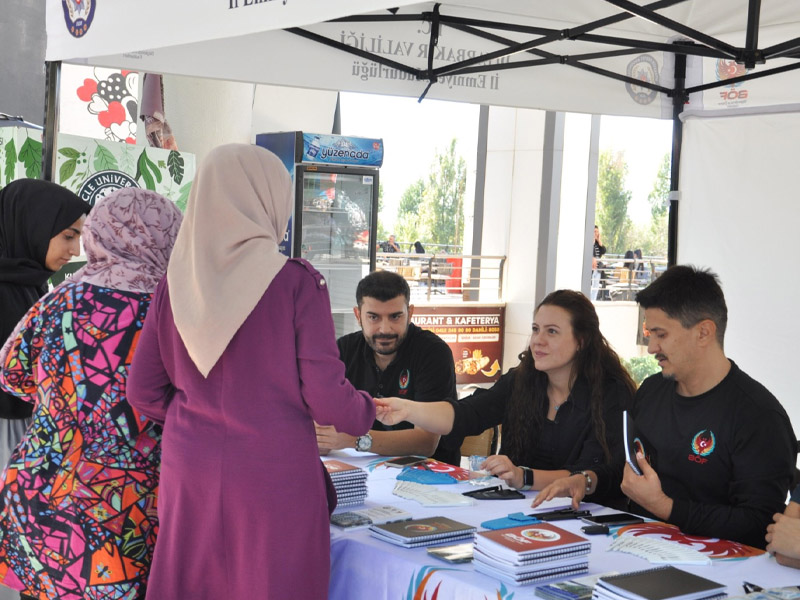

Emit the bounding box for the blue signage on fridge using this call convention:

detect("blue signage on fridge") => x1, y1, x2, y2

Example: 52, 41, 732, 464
301, 134, 384, 167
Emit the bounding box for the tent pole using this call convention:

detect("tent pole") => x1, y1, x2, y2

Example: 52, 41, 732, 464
41, 61, 61, 183
667, 51, 687, 267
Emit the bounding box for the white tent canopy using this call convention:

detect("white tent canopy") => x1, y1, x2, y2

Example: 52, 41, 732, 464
46, 1, 800, 426
48, 1, 800, 118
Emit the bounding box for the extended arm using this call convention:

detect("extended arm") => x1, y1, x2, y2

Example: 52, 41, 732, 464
316, 423, 439, 456
374, 397, 455, 434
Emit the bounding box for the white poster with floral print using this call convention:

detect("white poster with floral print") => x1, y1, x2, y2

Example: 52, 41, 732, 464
59, 64, 139, 144
0, 127, 44, 186
54, 133, 195, 210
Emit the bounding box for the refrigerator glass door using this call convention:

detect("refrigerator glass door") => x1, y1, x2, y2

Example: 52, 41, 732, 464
298, 168, 376, 336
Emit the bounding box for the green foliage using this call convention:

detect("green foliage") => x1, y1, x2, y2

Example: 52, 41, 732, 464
18, 137, 42, 179
648, 153, 670, 219
394, 178, 425, 245
175, 181, 193, 212
167, 150, 184, 185
623, 355, 660, 385
135, 149, 162, 190
4, 139, 17, 184
394, 139, 466, 250
596, 150, 632, 254
376, 181, 387, 241
93, 144, 119, 172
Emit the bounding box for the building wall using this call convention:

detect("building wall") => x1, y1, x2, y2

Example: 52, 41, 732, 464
481, 106, 548, 370
0, 0, 46, 124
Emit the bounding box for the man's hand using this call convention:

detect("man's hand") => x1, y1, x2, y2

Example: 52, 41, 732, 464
766, 512, 800, 566
532, 475, 587, 510
620, 452, 673, 520
315, 422, 356, 453
374, 397, 411, 426
481, 455, 523, 489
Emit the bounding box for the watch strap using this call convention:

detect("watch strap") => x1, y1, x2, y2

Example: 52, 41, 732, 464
519, 466, 534, 491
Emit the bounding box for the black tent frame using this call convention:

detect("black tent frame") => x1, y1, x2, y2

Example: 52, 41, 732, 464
286, 0, 800, 265
42, 0, 800, 265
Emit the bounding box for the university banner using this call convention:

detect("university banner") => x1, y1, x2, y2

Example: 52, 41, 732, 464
412, 305, 505, 385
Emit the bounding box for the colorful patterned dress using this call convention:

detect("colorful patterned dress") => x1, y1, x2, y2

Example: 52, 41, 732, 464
0, 282, 160, 600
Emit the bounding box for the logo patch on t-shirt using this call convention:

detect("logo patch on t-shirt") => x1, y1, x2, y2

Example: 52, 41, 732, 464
688, 429, 716, 464
398, 369, 410, 393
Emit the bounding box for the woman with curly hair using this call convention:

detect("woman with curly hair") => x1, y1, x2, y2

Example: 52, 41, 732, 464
376, 289, 635, 508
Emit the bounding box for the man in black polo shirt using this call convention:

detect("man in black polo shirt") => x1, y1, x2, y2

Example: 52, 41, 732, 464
621, 265, 796, 549
315, 270, 461, 465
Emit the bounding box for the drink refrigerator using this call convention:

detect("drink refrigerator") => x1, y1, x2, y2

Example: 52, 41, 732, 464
255, 131, 383, 337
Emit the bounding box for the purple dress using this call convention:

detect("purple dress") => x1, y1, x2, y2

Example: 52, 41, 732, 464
127, 259, 375, 599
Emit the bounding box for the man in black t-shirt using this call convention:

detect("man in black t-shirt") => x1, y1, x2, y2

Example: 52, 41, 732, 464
315, 270, 461, 464
621, 265, 796, 549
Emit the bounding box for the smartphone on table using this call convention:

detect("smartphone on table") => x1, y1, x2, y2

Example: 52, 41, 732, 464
385, 456, 427, 468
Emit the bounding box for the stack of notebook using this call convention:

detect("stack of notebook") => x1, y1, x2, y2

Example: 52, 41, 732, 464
324, 459, 368, 507
593, 566, 726, 600
473, 522, 591, 585
370, 516, 477, 548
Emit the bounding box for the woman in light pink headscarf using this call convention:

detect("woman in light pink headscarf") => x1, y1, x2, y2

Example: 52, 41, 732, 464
0, 188, 182, 600
127, 144, 375, 600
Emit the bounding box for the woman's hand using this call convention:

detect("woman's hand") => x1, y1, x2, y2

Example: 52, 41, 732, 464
532, 474, 587, 510
481, 455, 523, 489
374, 397, 411, 426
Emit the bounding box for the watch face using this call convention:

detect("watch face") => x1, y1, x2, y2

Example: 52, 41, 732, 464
356, 434, 372, 451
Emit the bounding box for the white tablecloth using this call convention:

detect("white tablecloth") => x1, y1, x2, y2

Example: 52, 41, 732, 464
326, 450, 800, 599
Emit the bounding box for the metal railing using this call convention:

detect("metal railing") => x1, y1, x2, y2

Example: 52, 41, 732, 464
593, 254, 668, 302
377, 252, 506, 303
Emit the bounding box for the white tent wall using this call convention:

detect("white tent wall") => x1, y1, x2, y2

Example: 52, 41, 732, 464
160, 76, 338, 164
678, 109, 800, 433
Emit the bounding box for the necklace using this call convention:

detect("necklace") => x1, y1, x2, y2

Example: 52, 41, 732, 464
552, 394, 571, 412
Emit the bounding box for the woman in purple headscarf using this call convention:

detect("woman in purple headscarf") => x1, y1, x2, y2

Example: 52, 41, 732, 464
0, 188, 182, 600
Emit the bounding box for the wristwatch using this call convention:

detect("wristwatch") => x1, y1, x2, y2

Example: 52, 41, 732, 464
355, 433, 373, 452
570, 470, 593, 495
519, 466, 534, 491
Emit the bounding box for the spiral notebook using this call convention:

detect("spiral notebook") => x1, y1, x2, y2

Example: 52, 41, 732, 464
593, 566, 726, 600
370, 516, 476, 548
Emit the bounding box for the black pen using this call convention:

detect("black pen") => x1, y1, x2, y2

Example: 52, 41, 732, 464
742, 581, 763, 593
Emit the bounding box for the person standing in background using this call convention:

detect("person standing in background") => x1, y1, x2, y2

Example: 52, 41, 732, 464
127, 144, 375, 600
0, 179, 90, 530
590, 225, 606, 301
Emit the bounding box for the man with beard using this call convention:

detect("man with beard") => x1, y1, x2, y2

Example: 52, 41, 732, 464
620, 265, 795, 548
315, 270, 461, 464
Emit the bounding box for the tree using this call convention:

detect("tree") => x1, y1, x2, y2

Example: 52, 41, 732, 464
394, 178, 426, 247
395, 138, 467, 251
648, 153, 670, 219
376, 181, 388, 241
641, 152, 670, 256
421, 139, 466, 249
596, 150, 632, 254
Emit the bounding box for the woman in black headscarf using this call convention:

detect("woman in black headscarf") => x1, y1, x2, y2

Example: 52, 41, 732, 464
0, 179, 90, 470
